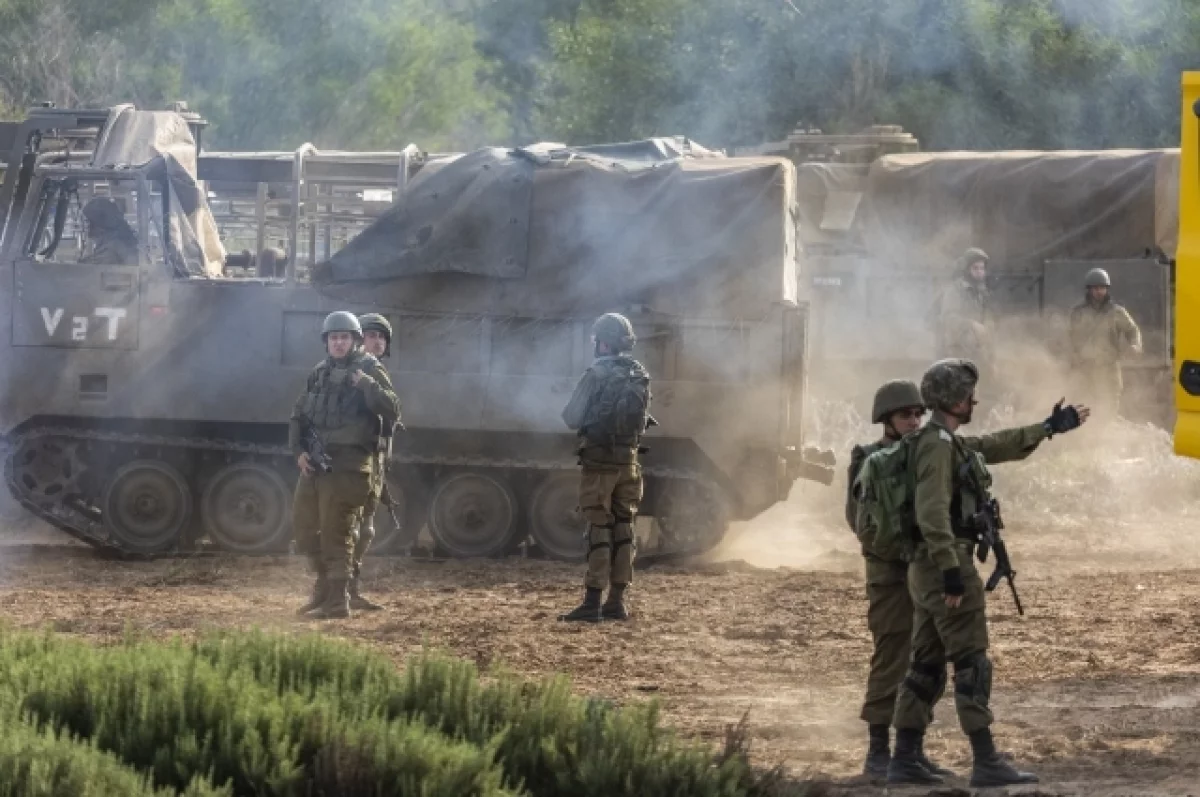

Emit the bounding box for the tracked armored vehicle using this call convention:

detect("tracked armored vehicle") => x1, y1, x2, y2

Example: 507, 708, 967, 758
0, 104, 833, 560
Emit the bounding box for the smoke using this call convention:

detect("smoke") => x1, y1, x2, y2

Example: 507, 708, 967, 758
719, 321, 1199, 573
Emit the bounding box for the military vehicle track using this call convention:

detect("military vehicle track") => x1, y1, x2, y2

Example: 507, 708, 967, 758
3, 424, 730, 563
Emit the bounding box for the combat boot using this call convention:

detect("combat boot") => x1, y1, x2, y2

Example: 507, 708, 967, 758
348, 573, 384, 612
886, 728, 943, 786
309, 578, 351, 620
968, 729, 1038, 787
862, 724, 890, 781
558, 587, 603, 623
296, 557, 328, 616
914, 734, 954, 778
601, 584, 629, 621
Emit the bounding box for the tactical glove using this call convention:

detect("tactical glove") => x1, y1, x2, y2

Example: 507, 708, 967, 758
1043, 400, 1082, 436
943, 567, 965, 597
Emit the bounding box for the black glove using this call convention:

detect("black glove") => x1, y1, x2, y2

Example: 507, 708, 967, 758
943, 567, 965, 597
1043, 399, 1082, 436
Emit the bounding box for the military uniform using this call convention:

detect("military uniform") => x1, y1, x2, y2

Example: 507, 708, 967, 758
349, 312, 399, 612
559, 313, 650, 623
1068, 297, 1141, 419
289, 312, 400, 619
892, 418, 1046, 736
936, 250, 993, 381
848, 440, 915, 725
887, 358, 1084, 788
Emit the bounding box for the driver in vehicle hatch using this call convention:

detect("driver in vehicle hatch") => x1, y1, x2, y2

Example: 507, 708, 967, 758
80, 198, 139, 265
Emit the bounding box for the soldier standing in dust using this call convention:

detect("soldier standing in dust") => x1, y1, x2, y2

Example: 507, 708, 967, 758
846, 381, 952, 782
79, 198, 139, 265
558, 313, 652, 623
1068, 268, 1142, 419
936, 248, 993, 381
290, 311, 400, 620
344, 312, 398, 612
887, 359, 1088, 787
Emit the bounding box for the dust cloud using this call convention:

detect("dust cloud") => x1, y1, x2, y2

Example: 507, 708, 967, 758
716, 322, 1200, 574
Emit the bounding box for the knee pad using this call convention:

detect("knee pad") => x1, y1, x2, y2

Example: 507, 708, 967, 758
611, 521, 635, 551
903, 659, 945, 705
588, 524, 614, 555
953, 652, 993, 705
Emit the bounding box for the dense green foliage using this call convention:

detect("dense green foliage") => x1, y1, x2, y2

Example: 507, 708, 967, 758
0, 0, 1194, 149
0, 628, 808, 796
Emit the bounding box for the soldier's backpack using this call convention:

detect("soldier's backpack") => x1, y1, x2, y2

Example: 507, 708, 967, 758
583, 358, 651, 445
851, 435, 919, 561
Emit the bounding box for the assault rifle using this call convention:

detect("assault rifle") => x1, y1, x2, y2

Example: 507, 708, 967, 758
302, 426, 333, 474
971, 497, 1024, 616
379, 480, 403, 533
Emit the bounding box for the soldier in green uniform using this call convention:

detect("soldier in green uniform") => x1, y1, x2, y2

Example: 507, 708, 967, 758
1068, 268, 1142, 420
888, 359, 1088, 787
290, 311, 401, 619
558, 313, 652, 623
847, 380, 953, 781
345, 312, 397, 612
936, 248, 993, 382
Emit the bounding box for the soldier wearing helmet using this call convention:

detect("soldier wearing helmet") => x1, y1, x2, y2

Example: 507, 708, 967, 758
558, 312, 652, 623
846, 380, 953, 781
1067, 268, 1142, 419
886, 359, 1089, 787
935, 248, 994, 382
288, 311, 400, 619
341, 312, 399, 613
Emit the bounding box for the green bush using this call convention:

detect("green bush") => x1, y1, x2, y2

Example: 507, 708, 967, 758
0, 627, 813, 797
0, 720, 226, 797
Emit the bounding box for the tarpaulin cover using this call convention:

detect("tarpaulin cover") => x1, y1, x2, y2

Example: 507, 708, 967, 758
91, 107, 226, 277
314, 143, 796, 319
858, 149, 1179, 271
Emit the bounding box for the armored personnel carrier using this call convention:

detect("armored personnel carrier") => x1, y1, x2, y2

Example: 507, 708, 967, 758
0, 104, 833, 560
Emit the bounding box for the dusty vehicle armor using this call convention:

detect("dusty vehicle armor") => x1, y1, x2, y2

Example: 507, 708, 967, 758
0, 104, 833, 560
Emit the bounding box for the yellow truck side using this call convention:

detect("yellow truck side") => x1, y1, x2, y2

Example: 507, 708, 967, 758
1176, 72, 1200, 457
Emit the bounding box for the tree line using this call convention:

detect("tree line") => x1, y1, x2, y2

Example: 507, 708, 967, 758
1, 0, 1194, 152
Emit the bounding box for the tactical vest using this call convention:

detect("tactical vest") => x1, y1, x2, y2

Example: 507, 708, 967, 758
300, 351, 384, 449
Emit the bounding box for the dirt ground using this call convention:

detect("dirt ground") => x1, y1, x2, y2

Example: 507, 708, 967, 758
1, 422, 1198, 796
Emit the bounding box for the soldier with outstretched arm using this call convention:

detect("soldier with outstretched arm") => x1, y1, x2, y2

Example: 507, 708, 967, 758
887, 359, 1089, 787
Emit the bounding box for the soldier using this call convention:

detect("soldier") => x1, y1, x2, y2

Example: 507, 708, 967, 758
936, 248, 993, 381
345, 312, 397, 612
558, 313, 652, 623
847, 380, 951, 781
289, 311, 400, 620
888, 359, 1088, 787
1068, 268, 1142, 419
80, 198, 139, 265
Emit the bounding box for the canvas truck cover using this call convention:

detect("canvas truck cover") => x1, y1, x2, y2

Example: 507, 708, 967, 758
91, 107, 226, 277
858, 149, 1180, 271
312, 143, 797, 319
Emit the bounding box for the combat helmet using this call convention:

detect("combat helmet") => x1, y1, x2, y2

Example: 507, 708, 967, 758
592, 313, 636, 351
358, 312, 392, 355
1084, 267, 1111, 287
322, 310, 362, 340
871, 380, 923, 423
920, 358, 979, 411
961, 247, 989, 266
